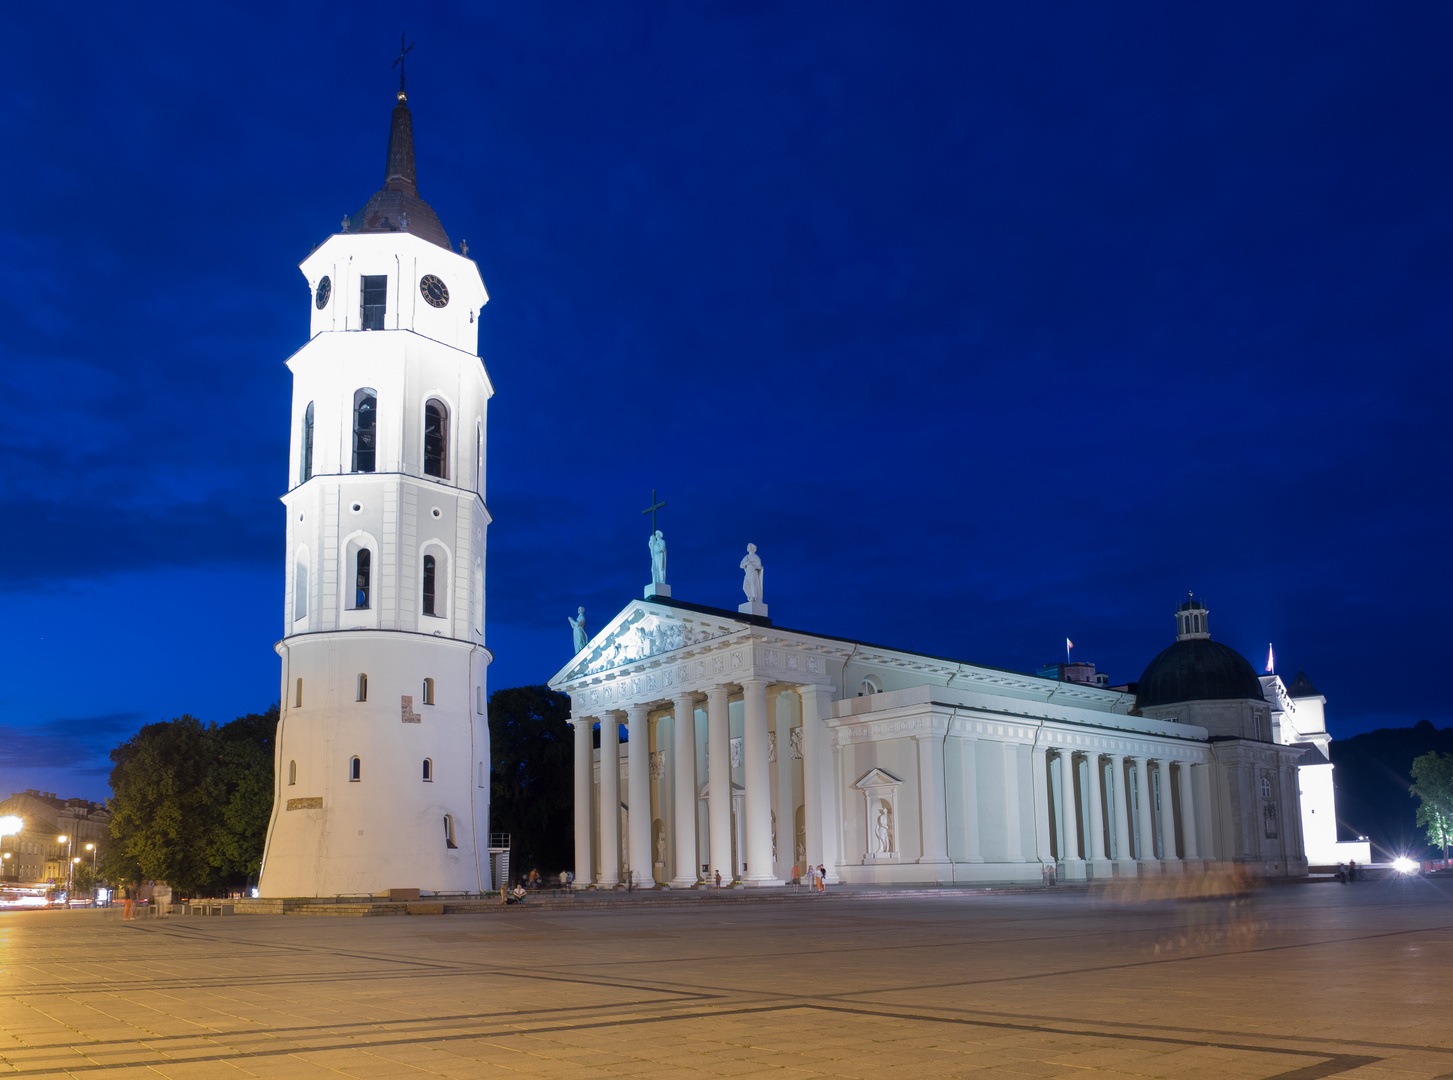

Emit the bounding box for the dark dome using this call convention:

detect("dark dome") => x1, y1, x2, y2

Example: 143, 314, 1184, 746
1136, 638, 1266, 708
343, 94, 453, 251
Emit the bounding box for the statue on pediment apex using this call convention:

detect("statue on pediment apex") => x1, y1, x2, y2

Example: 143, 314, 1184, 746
649, 530, 667, 584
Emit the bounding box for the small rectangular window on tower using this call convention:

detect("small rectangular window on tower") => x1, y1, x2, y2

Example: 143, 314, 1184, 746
360, 275, 387, 330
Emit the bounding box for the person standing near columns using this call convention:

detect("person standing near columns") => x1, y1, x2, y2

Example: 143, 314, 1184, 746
706, 687, 732, 883
670, 693, 699, 887
1177, 762, 1200, 866
1157, 758, 1181, 872
741, 679, 778, 884
1108, 754, 1136, 876
598, 712, 623, 887
626, 705, 653, 887
1135, 757, 1158, 871
572, 714, 594, 888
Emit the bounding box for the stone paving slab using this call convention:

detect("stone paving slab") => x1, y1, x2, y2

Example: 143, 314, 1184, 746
1, 877, 1449, 1077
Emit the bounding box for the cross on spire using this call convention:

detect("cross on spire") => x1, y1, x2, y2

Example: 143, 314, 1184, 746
641, 489, 667, 533
393, 31, 415, 96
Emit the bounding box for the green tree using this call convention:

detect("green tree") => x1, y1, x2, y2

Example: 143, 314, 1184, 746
208, 705, 278, 882
488, 686, 574, 880
1410, 750, 1453, 861
106, 706, 279, 895
107, 716, 220, 893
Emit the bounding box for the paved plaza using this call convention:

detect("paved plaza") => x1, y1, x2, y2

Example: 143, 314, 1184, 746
1, 878, 1451, 1078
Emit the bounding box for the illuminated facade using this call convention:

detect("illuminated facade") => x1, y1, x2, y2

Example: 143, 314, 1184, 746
257, 88, 494, 897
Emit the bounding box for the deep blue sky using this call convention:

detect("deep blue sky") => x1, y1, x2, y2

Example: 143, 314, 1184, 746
3, 4, 1450, 801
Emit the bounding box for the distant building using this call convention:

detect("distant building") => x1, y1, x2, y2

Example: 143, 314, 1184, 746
0, 790, 110, 884
1036, 662, 1110, 688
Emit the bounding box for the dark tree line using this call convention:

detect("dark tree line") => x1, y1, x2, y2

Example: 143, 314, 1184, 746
106, 706, 277, 894
487, 685, 574, 879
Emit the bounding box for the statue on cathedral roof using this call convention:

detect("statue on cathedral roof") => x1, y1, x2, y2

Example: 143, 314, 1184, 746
568, 606, 588, 654
649, 530, 667, 585
740, 543, 764, 603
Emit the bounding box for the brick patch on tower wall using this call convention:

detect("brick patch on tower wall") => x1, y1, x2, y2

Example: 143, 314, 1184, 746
285, 797, 323, 811
401, 695, 422, 723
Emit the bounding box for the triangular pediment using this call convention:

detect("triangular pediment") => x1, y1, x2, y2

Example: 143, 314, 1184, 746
853, 767, 903, 790
551, 600, 744, 684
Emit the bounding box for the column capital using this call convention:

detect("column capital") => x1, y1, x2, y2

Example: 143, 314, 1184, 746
740, 676, 770, 689
625, 703, 651, 719
705, 685, 732, 702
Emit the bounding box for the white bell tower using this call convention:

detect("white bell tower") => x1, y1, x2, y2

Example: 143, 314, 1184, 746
258, 86, 494, 897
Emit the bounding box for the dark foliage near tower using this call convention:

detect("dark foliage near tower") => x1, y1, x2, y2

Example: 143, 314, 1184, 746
488, 686, 574, 881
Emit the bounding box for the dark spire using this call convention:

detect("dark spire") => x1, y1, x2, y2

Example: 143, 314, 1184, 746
383, 93, 418, 198
344, 88, 451, 251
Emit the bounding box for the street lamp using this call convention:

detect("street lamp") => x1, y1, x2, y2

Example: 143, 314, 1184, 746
57, 835, 72, 900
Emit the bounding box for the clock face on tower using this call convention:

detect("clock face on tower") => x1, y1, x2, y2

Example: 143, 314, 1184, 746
420, 274, 449, 308
315, 276, 331, 310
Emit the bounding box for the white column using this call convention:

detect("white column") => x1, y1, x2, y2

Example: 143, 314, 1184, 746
1058, 751, 1084, 877
798, 683, 836, 880
706, 686, 732, 883
1158, 758, 1182, 872
962, 737, 983, 863
741, 679, 777, 884
572, 715, 593, 888
1085, 753, 1109, 872
916, 733, 950, 873
598, 712, 621, 887
670, 693, 698, 887
1135, 756, 1158, 873
1109, 754, 1135, 875
626, 705, 653, 887
1178, 762, 1200, 864
1002, 740, 1024, 861
1031, 745, 1052, 867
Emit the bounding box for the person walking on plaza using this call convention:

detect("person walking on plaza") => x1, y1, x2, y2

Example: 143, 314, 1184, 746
714, 869, 722, 889
817, 864, 826, 893
121, 882, 135, 920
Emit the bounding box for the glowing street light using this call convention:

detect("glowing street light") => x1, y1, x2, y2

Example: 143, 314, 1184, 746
0, 816, 22, 882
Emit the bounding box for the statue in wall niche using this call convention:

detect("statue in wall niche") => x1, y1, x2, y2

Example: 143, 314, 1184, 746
740, 544, 764, 602
649, 530, 667, 584
874, 806, 892, 855
568, 607, 588, 654
654, 819, 666, 865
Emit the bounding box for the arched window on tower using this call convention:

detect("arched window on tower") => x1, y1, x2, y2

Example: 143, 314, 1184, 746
422, 554, 437, 616
352, 389, 377, 473
422, 758, 433, 782
288, 760, 296, 786
301, 401, 314, 483
357, 673, 368, 702
422, 677, 435, 706
293, 555, 309, 622
349, 756, 361, 782
424, 399, 449, 478
443, 814, 458, 848
354, 548, 371, 610
295, 678, 303, 707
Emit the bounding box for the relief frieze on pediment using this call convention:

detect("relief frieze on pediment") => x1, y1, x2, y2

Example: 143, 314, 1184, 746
566, 609, 734, 681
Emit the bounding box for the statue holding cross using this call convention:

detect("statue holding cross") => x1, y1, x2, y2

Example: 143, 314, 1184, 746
643, 490, 668, 586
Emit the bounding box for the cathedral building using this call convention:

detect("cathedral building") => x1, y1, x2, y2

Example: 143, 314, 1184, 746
257, 85, 493, 897
552, 565, 1353, 887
